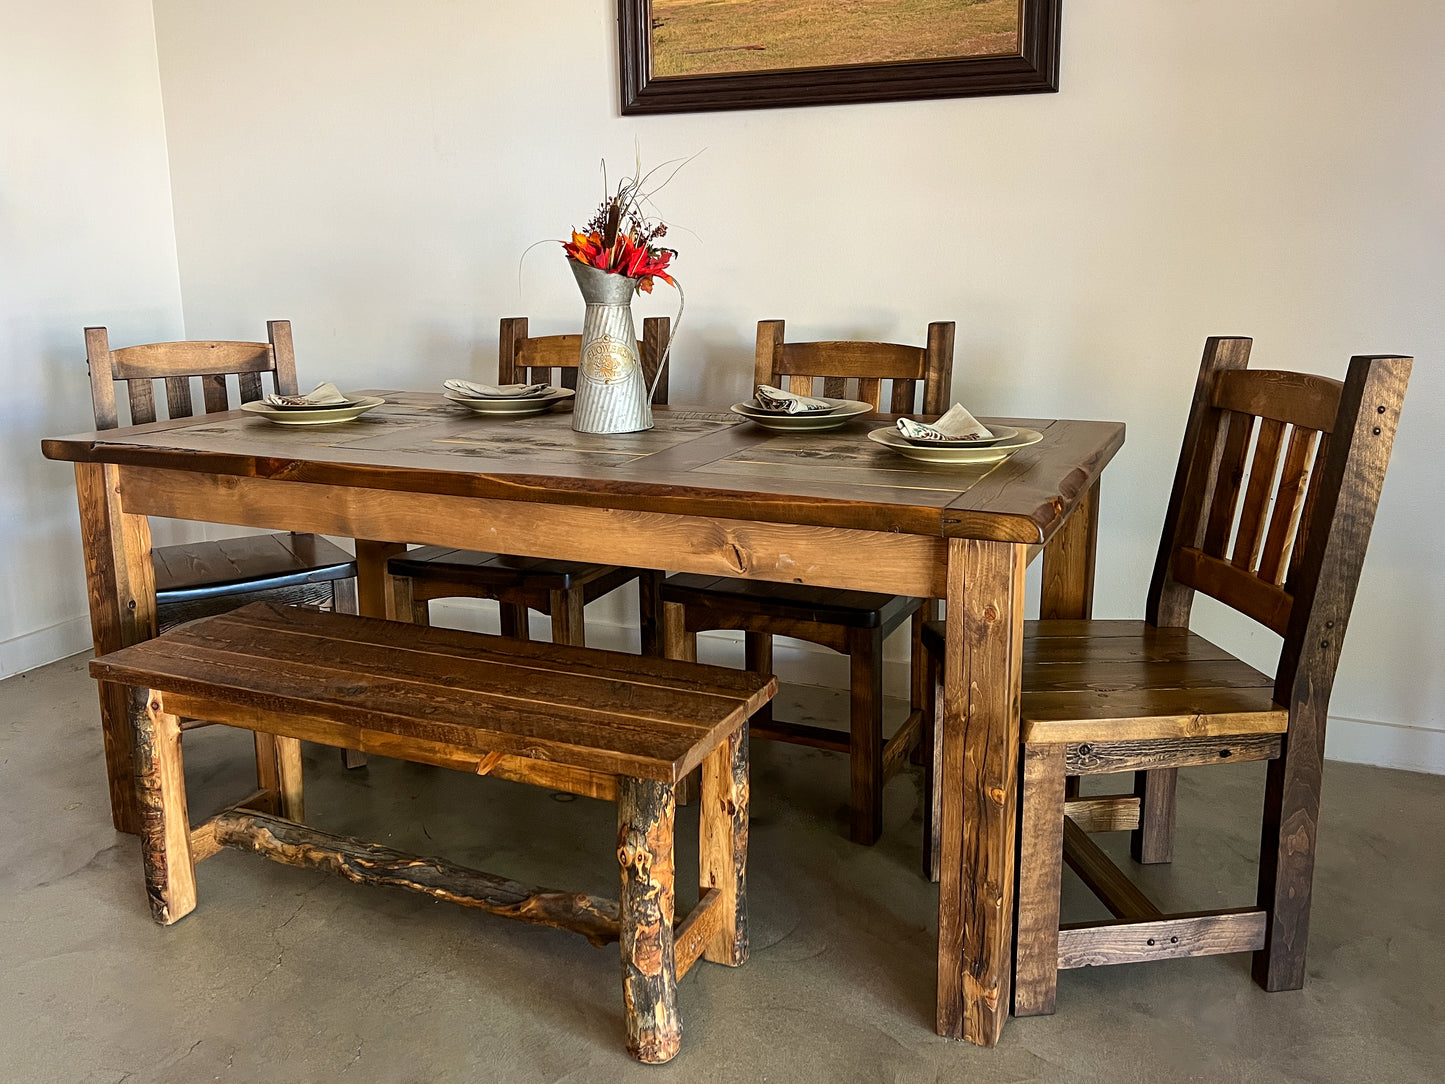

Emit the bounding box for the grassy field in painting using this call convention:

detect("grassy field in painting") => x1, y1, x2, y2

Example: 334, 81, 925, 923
650, 0, 1020, 78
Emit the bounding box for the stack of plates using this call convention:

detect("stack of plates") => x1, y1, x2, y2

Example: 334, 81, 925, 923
729, 398, 872, 431
240, 395, 384, 425
444, 387, 575, 416
868, 425, 1044, 463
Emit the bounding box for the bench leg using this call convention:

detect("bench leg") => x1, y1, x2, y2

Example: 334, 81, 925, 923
700, 726, 750, 966
847, 625, 885, 846
617, 777, 680, 1064
662, 601, 696, 662
130, 687, 196, 925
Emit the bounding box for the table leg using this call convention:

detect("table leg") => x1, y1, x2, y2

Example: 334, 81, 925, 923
75, 463, 157, 834
1039, 479, 1099, 621
354, 540, 406, 619
1039, 479, 1099, 804
936, 537, 1026, 1046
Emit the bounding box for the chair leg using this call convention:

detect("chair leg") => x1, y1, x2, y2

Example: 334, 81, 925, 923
330, 577, 358, 615
549, 587, 586, 647
662, 602, 696, 662
1131, 768, 1178, 864
908, 601, 936, 766
330, 579, 368, 769
390, 574, 430, 626
923, 638, 943, 883
743, 631, 774, 728
847, 626, 884, 846
129, 686, 196, 925
617, 777, 681, 1064
498, 601, 530, 640
700, 726, 750, 967
1013, 743, 1067, 1017
637, 570, 664, 658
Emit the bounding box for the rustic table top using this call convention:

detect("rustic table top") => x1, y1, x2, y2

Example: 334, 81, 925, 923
43, 393, 1124, 544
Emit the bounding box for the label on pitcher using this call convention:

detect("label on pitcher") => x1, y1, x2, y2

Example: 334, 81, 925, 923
581, 334, 637, 385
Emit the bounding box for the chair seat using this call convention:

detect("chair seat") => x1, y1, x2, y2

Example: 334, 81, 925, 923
922, 619, 1287, 744
387, 547, 621, 593
660, 573, 917, 631
153, 533, 355, 602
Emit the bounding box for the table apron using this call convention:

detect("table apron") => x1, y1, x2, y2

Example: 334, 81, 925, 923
117, 465, 950, 598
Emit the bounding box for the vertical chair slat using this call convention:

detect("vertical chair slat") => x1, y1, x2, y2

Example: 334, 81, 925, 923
164, 376, 194, 419
1232, 417, 1286, 571
201, 374, 230, 414
856, 376, 881, 409
127, 378, 158, 425
1202, 411, 1256, 559
1287, 433, 1329, 592
238, 371, 263, 403
1259, 426, 1320, 585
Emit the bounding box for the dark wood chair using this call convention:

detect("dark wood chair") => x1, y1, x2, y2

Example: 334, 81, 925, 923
921, 338, 1410, 1016
386, 316, 670, 652
662, 319, 955, 845
86, 321, 362, 768
86, 322, 358, 628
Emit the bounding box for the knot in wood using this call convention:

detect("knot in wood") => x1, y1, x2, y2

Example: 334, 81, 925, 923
983, 604, 1000, 623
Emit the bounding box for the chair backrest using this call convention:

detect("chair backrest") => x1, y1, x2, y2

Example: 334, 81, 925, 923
498, 316, 671, 405
86, 321, 299, 430
1146, 336, 1410, 710
752, 319, 954, 415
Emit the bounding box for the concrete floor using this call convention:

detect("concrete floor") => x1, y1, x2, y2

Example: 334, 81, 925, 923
2, 652, 1442, 1084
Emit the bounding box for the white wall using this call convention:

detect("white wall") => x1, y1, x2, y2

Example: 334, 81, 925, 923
18, 1, 1437, 769
0, 0, 184, 677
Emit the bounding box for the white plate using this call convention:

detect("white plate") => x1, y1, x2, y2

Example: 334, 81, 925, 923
240, 395, 385, 425
898, 423, 1019, 448
444, 387, 575, 415
868, 425, 1044, 463
730, 398, 873, 431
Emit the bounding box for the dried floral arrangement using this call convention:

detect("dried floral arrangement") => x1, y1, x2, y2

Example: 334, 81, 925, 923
561, 156, 689, 293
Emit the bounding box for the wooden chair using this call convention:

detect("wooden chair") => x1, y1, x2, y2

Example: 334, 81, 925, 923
387, 316, 671, 653
86, 321, 362, 767
86, 322, 358, 628
920, 338, 1410, 1016
662, 319, 954, 845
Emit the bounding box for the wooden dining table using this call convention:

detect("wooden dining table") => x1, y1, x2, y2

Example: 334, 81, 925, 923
43, 391, 1123, 1047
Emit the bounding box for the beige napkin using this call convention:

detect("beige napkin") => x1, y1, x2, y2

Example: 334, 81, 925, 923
265, 381, 350, 407
444, 379, 549, 399
753, 384, 834, 413
896, 403, 994, 442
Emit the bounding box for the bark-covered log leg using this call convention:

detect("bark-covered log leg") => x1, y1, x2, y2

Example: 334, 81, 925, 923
130, 687, 195, 925
700, 726, 749, 966
617, 777, 680, 1064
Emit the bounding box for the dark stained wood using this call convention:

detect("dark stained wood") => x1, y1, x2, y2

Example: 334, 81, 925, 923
1212, 368, 1342, 433
1256, 355, 1411, 992
1062, 816, 1161, 921
1057, 911, 1267, 970
1012, 743, 1066, 1017
92, 604, 772, 784
1039, 479, 1098, 621
617, 777, 681, 1064
936, 538, 1026, 1044
212, 809, 624, 945
1258, 425, 1319, 586
46, 375, 1126, 1049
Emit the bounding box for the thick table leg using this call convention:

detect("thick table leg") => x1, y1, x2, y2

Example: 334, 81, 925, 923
700, 727, 749, 967
936, 538, 1026, 1046
1039, 479, 1099, 621
617, 777, 680, 1064
76, 463, 157, 835
130, 687, 195, 925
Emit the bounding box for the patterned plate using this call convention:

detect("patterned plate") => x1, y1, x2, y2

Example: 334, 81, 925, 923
868, 426, 1044, 463
240, 396, 385, 425
730, 399, 873, 431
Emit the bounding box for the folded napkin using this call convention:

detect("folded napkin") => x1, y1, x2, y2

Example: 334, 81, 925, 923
265, 381, 351, 408
753, 384, 834, 413
896, 403, 994, 442
444, 379, 549, 399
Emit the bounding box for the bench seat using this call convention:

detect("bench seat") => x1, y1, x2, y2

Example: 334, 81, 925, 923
91, 602, 775, 1064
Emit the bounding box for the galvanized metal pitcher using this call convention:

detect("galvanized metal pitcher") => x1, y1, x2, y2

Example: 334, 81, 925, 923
569, 259, 653, 434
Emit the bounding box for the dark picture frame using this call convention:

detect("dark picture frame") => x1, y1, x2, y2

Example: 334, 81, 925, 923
618, 0, 1061, 115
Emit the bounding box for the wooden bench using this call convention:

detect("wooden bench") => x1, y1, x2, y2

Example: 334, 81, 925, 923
90, 602, 775, 1064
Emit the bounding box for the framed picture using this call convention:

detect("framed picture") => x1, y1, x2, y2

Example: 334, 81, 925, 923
618, 0, 1061, 115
